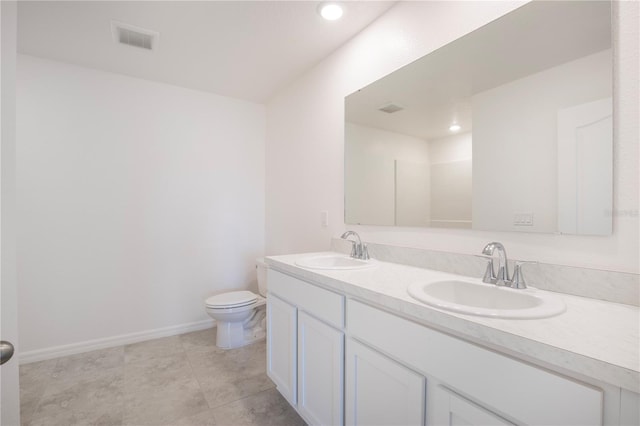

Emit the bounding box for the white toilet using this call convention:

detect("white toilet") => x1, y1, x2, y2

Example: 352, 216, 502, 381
204, 258, 268, 349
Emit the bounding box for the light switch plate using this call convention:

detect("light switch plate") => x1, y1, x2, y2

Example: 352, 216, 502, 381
321, 210, 329, 227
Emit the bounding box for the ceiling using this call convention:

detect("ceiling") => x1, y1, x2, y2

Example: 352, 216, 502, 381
345, 0, 611, 140
17, 1, 396, 103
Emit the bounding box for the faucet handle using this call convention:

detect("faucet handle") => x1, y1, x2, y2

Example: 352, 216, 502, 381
481, 257, 496, 284
347, 241, 357, 258
361, 244, 370, 260
511, 260, 537, 289
496, 263, 511, 286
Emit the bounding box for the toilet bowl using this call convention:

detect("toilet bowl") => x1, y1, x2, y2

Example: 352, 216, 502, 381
204, 258, 268, 349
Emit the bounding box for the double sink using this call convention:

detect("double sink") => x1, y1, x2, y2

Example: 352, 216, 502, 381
295, 254, 565, 319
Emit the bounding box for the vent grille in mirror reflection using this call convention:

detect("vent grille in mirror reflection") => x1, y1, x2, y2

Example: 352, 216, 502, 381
378, 103, 404, 114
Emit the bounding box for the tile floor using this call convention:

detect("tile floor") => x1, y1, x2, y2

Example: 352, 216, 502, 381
19, 328, 306, 426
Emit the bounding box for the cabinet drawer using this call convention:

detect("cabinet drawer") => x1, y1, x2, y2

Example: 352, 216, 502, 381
348, 299, 603, 426
268, 269, 344, 328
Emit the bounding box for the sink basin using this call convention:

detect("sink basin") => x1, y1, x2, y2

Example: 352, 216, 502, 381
407, 279, 565, 319
295, 254, 376, 270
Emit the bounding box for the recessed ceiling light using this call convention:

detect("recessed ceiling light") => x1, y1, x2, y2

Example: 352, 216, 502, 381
449, 123, 461, 132
318, 2, 344, 21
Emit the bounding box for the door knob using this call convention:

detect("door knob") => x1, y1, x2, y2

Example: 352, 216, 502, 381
0, 340, 15, 365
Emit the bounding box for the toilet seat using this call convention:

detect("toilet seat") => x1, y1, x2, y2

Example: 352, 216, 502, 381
205, 291, 257, 309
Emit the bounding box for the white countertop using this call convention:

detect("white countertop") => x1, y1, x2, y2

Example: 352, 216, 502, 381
266, 252, 640, 393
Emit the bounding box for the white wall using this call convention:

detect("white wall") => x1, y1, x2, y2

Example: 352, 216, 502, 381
472, 50, 611, 233
395, 159, 430, 227
428, 132, 472, 228
345, 122, 430, 226
428, 132, 472, 165
17, 55, 266, 355
265, 1, 639, 274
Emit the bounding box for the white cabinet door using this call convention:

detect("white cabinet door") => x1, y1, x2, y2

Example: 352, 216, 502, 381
433, 385, 514, 426
620, 390, 640, 426
267, 293, 297, 406
345, 339, 425, 426
298, 311, 344, 426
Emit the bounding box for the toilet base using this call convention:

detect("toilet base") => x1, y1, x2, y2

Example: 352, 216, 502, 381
215, 305, 266, 349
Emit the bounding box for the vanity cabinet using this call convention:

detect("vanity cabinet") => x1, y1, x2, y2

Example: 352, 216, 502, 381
345, 338, 425, 425
348, 299, 603, 426
266, 266, 626, 426
266, 269, 345, 426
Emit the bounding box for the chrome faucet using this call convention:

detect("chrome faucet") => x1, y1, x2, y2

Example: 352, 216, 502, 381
481, 242, 510, 286
481, 242, 533, 289
341, 231, 369, 260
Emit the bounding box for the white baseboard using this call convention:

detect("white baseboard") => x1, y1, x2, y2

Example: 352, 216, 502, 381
19, 319, 216, 364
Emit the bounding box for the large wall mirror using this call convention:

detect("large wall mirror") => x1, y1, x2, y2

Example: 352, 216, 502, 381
345, 1, 612, 235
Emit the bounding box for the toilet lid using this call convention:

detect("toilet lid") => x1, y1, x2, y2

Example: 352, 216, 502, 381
205, 291, 257, 308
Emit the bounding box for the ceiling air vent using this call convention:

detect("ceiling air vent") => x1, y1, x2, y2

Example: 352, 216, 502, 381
111, 21, 159, 51
378, 102, 404, 114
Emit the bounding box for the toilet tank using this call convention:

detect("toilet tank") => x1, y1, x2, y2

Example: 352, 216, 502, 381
256, 258, 268, 297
